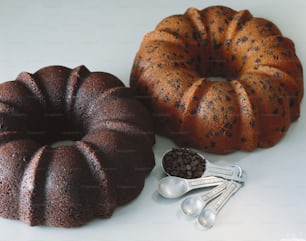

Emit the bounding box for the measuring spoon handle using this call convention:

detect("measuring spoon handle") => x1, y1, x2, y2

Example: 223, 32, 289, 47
187, 176, 224, 190
204, 162, 245, 183
200, 181, 229, 203
205, 181, 241, 214
198, 181, 241, 228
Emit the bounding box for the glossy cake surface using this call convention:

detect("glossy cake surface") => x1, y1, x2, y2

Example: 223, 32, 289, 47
130, 5, 303, 153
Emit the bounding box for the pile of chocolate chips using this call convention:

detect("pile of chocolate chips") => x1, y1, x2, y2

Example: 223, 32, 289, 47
162, 148, 206, 179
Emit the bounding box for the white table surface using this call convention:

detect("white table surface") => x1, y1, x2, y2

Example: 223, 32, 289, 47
0, 0, 306, 240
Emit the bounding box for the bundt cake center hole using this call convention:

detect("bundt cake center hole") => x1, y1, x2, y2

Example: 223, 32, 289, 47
207, 76, 229, 82
50, 140, 75, 148
28, 112, 85, 146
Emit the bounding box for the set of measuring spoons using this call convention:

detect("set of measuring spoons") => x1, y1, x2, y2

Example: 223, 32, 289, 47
158, 148, 246, 229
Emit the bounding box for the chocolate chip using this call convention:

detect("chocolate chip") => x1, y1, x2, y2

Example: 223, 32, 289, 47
225, 95, 231, 101
202, 39, 209, 46
225, 39, 231, 47
241, 137, 247, 143
210, 141, 216, 147
272, 108, 279, 114
242, 36, 248, 42
190, 109, 197, 115
213, 115, 219, 122
164, 96, 169, 103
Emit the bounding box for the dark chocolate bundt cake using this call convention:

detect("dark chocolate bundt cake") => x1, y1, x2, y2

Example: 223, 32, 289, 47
0, 65, 155, 227
130, 5, 303, 154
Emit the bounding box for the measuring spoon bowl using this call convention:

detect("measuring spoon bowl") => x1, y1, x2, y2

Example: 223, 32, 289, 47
198, 208, 217, 229
198, 181, 242, 228
181, 180, 229, 216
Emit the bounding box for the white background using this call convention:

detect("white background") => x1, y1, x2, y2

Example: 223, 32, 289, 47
0, 0, 305, 240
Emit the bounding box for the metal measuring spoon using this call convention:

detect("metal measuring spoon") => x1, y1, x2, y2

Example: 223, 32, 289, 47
181, 180, 229, 216
162, 148, 246, 183
198, 181, 242, 229
158, 176, 225, 199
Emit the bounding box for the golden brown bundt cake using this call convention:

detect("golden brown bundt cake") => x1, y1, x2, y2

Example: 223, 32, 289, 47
0, 65, 155, 227
130, 5, 303, 153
